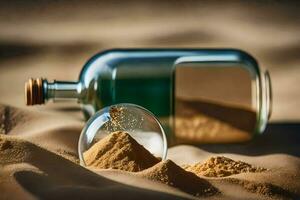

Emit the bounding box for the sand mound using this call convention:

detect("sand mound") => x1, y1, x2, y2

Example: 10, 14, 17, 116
138, 159, 219, 197
83, 131, 160, 172
184, 156, 266, 177
0, 135, 37, 164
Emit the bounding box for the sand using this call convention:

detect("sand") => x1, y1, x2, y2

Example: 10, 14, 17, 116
137, 159, 219, 197
175, 98, 256, 143
0, 134, 191, 200
1, 107, 299, 200
83, 131, 160, 172
183, 156, 266, 177
83, 132, 218, 197
220, 178, 298, 199
80, 131, 298, 199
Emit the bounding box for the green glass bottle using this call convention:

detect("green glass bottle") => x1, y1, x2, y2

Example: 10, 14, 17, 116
25, 49, 272, 144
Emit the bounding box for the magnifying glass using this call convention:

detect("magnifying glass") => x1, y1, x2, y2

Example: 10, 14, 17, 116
78, 103, 168, 166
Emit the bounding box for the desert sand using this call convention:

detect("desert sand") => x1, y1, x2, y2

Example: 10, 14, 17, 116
0, 1, 300, 199
0, 104, 299, 200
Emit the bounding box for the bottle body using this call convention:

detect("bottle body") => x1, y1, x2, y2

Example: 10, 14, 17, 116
26, 48, 272, 144
79, 49, 203, 119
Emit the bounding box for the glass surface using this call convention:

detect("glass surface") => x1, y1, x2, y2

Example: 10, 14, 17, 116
74, 49, 270, 144
78, 103, 168, 166
97, 59, 172, 117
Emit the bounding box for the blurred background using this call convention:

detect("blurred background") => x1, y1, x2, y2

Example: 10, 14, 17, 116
0, 0, 299, 122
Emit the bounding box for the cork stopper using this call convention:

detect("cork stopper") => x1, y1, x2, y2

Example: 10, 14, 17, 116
25, 78, 45, 105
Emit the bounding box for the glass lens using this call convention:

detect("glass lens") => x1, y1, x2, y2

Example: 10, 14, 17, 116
78, 103, 168, 165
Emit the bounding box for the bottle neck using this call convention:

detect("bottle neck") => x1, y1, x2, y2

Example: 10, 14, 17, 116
44, 80, 82, 102
25, 78, 82, 105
